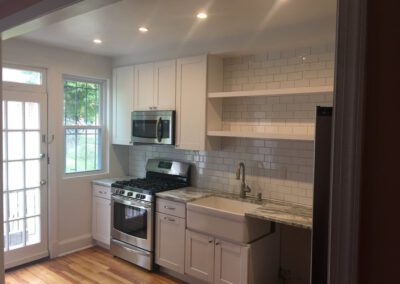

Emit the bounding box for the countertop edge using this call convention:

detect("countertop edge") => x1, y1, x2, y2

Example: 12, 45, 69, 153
245, 212, 312, 230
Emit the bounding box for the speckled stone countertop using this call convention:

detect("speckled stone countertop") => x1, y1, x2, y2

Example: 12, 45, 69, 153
156, 187, 312, 230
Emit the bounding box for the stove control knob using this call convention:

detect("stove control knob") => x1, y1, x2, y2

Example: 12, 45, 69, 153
136, 193, 141, 199
140, 195, 146, 199
119, 190, 125, 195
127, 192, 133, 197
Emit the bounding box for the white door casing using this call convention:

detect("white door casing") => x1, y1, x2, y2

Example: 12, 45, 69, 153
2, 69, 48, 269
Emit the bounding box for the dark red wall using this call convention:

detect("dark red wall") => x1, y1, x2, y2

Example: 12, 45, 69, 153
358, 0, 400, 282
0, 0, 43, 19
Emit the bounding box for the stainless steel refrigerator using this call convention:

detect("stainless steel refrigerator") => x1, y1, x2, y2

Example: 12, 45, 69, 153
311, 106, 333, 284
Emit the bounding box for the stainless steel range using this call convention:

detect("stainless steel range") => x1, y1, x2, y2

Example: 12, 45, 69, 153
110, 159, 191, 270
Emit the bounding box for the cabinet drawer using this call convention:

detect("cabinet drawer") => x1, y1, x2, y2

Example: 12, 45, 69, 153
156, 198, 186, 218
93, 184, 111, 200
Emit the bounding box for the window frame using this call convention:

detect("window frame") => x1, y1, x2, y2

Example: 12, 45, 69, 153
62, 75, 107, 176
2, 64, 46, 93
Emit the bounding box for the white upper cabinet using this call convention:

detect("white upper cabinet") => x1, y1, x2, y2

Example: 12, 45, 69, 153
134, 63, 155, 110
175, 55, 222, 151
154, 60, 176, 110
176, 55, 207, 151
134, 60, 176, 111
112, 66, 134, 145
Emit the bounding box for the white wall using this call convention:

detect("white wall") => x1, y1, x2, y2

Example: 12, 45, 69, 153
2, 38, 129, 257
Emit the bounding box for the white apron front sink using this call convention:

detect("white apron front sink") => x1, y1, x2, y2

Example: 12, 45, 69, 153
187, 196, 271, 243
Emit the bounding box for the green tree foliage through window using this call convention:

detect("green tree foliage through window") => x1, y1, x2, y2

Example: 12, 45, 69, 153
63, 78, 103, 174
64, 80, 100, 126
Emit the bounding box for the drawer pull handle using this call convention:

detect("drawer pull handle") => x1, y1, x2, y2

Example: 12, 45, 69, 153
164, 217, 176, 222
208, 240, 213, 243
164, 206, 176, 210
215, 242, 220, 245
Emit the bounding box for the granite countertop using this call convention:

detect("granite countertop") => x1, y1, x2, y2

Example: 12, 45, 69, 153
92, 176, 135, 187
246, 200, 312, 230
156, 187, 312, 230
156, 187, 215, 202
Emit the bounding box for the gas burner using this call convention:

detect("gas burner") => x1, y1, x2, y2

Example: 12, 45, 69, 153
111, 159, 191, 203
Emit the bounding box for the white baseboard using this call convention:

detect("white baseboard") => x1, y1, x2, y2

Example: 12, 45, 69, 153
56, 233, 94, 257
5, 251, 48, 270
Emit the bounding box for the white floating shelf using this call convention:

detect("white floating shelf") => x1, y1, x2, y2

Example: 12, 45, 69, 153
208, 86, 333, 99
207, 130, 314, 141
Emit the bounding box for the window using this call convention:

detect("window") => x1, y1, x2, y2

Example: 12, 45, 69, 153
2, 67, 42, 85
63, 77, 105, 174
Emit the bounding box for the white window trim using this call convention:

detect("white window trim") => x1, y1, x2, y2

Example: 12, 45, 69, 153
62, 75, 107, 177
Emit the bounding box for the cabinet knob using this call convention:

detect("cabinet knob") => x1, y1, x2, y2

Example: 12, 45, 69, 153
215, 242, 220, 245
208, 240, 213, 243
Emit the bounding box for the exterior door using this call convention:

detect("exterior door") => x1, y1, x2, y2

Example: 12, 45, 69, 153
2, 68, 48, 269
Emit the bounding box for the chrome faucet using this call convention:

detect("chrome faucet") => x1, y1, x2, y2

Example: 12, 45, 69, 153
236, 162, 251, 198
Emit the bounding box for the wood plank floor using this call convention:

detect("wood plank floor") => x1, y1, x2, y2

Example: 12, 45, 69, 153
5, 246, 185, 284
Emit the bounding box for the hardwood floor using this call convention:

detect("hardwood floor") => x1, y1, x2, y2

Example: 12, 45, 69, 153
5, 246, 185, 284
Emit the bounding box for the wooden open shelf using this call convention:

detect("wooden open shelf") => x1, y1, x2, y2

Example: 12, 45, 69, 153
208, 85, 333, 99
207, 130, 314, 141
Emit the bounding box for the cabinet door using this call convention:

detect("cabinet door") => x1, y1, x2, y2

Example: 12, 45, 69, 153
112, 66, 134, 145
154, 60, 176, 110
92, 196, 111, 245
134, 63, 155, 110
185, 230, 214, 283
214, 240, 249, 284
176, 55, 207, 150
155, 213, 185, 273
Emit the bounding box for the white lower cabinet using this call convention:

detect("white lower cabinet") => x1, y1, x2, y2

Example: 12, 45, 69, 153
155, 198, 186, 274
185, 229, 279, 284
185, 230, 215, 283
155, 212, 185, 273
214, 239, 249, 284
185, 230, 246, 284
155, 198, 279, 284
92, 184, 111, 246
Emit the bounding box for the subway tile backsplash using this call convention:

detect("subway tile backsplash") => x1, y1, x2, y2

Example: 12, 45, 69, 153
129, 44, 335, 206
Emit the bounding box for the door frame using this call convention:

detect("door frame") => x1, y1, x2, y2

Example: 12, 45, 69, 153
328, 0, 367, 283
1, 66, 49, 269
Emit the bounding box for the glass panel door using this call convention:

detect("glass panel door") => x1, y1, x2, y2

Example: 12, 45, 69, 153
2, 89, 48, 269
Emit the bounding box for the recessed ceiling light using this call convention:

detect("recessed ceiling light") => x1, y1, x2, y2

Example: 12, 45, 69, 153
138, 26, 149, 33
93, 39, 102, 44
196, 12, 208, 19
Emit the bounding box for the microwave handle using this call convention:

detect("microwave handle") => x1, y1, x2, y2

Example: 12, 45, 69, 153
156, 117, 163, 142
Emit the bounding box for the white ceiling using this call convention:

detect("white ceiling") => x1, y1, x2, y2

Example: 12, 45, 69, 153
19, 0, 337, 62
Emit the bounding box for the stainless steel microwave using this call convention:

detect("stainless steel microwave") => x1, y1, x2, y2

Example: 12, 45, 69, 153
131, 110, 175, 145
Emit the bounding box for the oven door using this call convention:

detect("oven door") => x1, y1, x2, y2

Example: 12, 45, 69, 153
111, 195, 153, 252
131, 111, 175, 145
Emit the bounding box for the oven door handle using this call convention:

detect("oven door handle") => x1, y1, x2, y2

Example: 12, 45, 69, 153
112, 195, 152, 210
